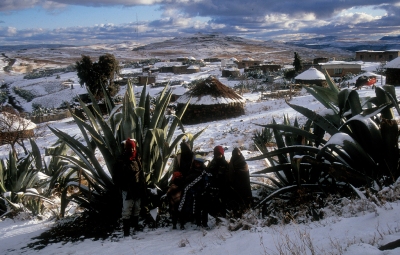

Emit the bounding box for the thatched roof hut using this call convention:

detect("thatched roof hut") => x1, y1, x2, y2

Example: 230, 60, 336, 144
295, 67, 327, 87
175, 76, 245, 124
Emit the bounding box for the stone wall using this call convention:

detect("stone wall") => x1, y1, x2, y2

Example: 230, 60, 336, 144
30, 110, 72, 124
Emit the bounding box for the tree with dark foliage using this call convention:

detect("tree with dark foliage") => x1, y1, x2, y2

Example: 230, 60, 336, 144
76, 54, 120, 99
293, 52, 303, 73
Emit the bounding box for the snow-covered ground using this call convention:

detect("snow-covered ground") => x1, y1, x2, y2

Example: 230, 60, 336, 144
1, 59, 400, 254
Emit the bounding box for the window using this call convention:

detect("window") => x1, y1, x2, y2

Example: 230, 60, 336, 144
360, 55, 364, 60
334, 68, 343, 74
379, 55, 383, 59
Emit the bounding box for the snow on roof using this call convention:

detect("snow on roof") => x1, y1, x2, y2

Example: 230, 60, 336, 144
0, 112, 37, 131
320, 61, 362, 66
187, 65, 200, 69
295, 67, 325, 80
385, 57, 400, 69
170, 85, 188, 95
242, 57, 254, 61
175, 76, 245, 105
230, 57, 238, 61
189, 56, 196, 60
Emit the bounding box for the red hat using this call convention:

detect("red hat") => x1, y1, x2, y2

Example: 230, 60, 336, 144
172, 171, 183, 181
124, 138, 137, 160
214, 145, 224, 156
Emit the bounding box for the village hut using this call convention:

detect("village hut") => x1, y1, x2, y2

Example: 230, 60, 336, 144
186, 65, 200, 74
222, 67, 240, 78
175, 76, 245, 124
385, 57, 400, 86
295, 67, 327, 87
0, 112, 37, 145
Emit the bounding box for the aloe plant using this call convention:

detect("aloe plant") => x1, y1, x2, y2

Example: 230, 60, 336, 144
250, 70, 400, 210
48, 81, 206, 219
0, 141, 53, 217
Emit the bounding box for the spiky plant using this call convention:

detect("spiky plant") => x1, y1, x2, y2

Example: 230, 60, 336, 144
249, 69, 400, 217
48, 81, 206, 221
0, 139, 53, 217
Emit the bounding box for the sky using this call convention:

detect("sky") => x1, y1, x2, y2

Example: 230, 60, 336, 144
0, 1, 400, 46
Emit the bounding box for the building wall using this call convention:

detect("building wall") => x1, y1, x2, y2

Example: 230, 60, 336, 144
322, 64, 362, 77
237, 60, 263, 69
295, 79, 327, 87
222, 70, 240, 77
355, 51, 400, 62
30, 110, 72, 124
173, 65, 188, 74
386, 68, 400, 86
138, 75, 156, 85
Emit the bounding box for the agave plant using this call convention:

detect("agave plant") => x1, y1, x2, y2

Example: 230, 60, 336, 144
249, 69, 400, 213
0, 139, 53, 217
48, 81, 206, 219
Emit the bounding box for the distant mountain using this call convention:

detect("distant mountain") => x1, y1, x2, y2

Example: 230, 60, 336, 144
380, 35, 400, 41
0, 44, 74, 52
286, 36, 400, 52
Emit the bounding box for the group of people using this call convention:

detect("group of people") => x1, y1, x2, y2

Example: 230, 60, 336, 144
167, 142, 252, 230
114, 138, 252, 236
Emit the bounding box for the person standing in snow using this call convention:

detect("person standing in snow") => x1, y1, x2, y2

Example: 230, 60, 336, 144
166, 171, 185, 229
172, 140, 194, 179
207, 145, 229, 218
229, 147, 252, 217
178, 155, 211, 229
114, 138, 146, 237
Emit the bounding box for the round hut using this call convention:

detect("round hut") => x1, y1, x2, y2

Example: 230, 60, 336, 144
295, 67, 327, 87
175, 76, 245, 124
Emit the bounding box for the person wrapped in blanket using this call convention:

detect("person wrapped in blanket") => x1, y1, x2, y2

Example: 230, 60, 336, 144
178, 155, 212, 229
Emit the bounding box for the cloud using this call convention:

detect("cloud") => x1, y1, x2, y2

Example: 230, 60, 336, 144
1, 1, 400, 44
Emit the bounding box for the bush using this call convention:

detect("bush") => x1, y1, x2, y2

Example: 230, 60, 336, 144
13, 86, 35, 102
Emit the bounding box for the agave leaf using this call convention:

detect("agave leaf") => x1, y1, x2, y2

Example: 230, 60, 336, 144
252, 163, 293, 175
286, 101, 339, 136
0, 160, 5, 193
166, 98, 191, 143
255, 123, 327, 146
380, 118, 400, 177
318, 133, 377, 175
250, 174, 283, 188
255, 184, 322, 208
338, 89, 362, 117
150, 90, 172, 130
322, 68, 340, 93
100, 81, 115, 114
29, 138, 42, 170
380, 85, 400, 116
48, 127, 112, 187
69, 111, 117, 173
340, 115, 384, 164
304, 85, 339, 111
247, 145, 321, 161
375, 86, 394, 119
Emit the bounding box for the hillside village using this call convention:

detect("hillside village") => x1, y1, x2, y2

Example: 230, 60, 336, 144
1, 35, 400, 254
